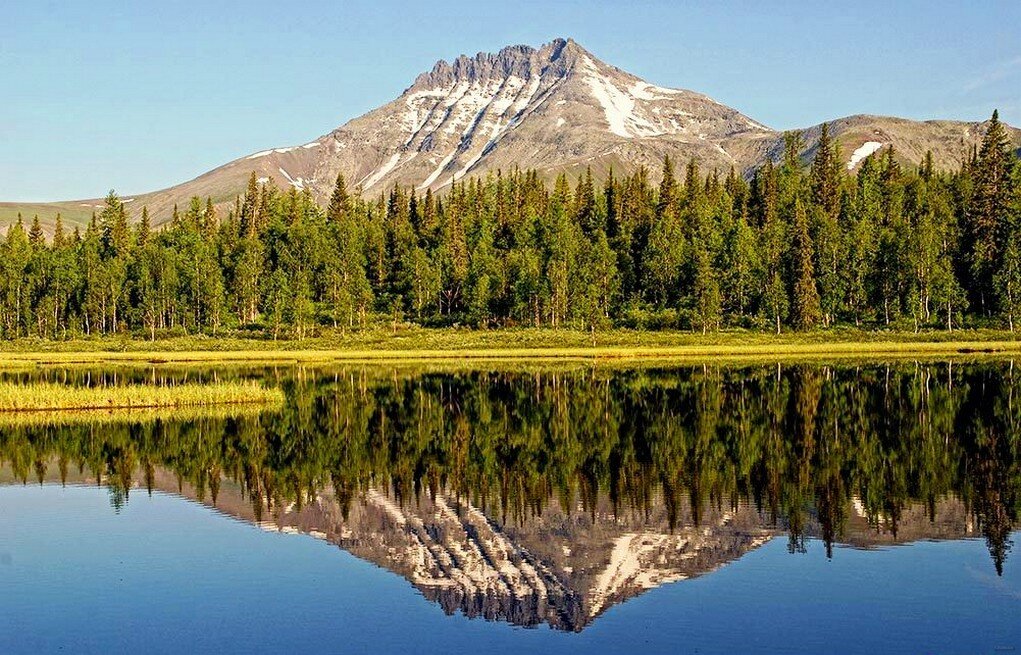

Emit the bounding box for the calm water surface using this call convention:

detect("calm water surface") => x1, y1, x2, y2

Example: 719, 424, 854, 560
1, 362, 1019, 654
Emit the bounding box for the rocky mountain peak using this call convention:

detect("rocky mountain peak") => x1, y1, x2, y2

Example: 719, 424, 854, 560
409, 37, 580, 91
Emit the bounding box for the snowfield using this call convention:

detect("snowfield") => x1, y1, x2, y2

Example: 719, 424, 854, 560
848, 141, 884, 169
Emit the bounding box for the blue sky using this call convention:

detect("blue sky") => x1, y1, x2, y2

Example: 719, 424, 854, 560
3, 0, 1019, 201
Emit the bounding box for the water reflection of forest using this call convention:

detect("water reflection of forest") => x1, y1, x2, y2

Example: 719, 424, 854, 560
1, 363, 1017, 629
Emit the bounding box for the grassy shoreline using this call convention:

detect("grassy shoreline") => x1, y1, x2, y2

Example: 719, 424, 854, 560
0, 381, 284, 411
0, 328, 1020, 365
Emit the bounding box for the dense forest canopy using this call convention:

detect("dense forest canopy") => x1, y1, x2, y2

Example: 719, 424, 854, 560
1, 112, 1019, 339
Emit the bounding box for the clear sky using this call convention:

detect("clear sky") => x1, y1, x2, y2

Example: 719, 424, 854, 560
3, 0, 1019, 201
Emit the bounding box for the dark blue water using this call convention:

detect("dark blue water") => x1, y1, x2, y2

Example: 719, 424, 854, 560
2, 484, 1018, 655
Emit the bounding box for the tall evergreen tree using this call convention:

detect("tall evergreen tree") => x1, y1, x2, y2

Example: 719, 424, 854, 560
790, 197, 821, 330
968, 110, 1016, 315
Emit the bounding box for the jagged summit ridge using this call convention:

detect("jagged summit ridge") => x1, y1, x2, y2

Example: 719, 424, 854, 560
410, 38, 575, 90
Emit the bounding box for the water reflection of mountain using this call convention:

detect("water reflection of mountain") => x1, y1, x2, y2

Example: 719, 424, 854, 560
4, 463, 975, 632
0, 362, 1017, 630
194, 484, 976, 631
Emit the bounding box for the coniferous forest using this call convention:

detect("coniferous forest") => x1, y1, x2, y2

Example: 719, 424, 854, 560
2, 112, 1018, 340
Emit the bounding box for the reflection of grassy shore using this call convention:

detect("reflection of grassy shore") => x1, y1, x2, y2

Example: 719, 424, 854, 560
0, 328, 1020, 365
0, 381, 283, 412
0, 403, 276, 428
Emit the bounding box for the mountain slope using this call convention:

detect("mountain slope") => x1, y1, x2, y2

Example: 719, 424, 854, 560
4, 37, 1018, 231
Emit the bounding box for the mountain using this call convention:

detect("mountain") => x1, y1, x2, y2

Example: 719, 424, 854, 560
3, 37, 1019, 232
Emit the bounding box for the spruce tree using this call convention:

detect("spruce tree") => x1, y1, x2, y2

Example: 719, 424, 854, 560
53, 214, 65, 249
137, 206, 151, 248
574, 167, 598, 235
968, 110, 1016, 314
810, 123, 841, 219
29, 215, 44, 246
790, 197, 821, 330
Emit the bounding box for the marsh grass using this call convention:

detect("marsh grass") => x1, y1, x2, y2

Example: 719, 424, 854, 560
0, 381, 283, 412
0, 327, 1020, 366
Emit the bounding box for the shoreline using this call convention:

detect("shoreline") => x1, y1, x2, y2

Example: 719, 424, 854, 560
1, 329, 1021, 365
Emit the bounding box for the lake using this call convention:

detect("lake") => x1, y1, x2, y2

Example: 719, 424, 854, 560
1, 361, 1019, 653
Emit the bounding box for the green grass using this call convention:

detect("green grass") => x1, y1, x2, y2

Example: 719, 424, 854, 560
0, 381, 283, 411
0, 201, 95, 234
0, 327, 1020, 365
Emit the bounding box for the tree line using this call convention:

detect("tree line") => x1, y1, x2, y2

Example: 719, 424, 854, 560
1, 111, 1018, 339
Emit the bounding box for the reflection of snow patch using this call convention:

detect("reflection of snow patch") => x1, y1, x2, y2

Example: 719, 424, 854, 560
588, 533, 687, 615
365, 489, 407, 527
847, 141, 884, 170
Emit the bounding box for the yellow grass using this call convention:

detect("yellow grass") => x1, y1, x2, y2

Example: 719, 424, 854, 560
0, 328, 1020, 366
0, 381, 283, 412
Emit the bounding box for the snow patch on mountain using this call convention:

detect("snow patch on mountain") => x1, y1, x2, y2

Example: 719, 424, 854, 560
581, 57, 683, 139
278, 167, 305, 190
847, 141, 884, 169
248, 146, 299, 160
361, 153, 402, 189
629, 81, 682, 101
419, 151, 456, 189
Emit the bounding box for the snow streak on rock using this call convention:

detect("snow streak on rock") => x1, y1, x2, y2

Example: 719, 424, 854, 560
848, 141, 884, 169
